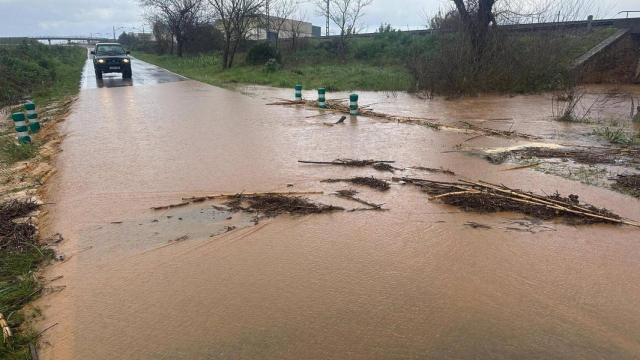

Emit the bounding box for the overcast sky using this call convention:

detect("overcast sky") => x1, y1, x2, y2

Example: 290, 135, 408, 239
0, 0, 638, 37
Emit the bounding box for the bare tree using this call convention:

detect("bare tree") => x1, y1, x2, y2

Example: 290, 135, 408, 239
209, 0, 265, 68
450, 0, 497, 56
289, 10, 308, 51
316, 0, 373, 58
141, 0, 205, 57
269, 0, 298, 49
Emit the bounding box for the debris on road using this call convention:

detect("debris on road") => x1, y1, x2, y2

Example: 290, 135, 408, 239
333, 189, 386, 211
410, 166, 456, 175
613, 174, 640, 197
394, 177, 638, 227
460, 121, 541, 140
270, 98, 442, 129
464, 221, 492, 229
487, 146, 640, 166
299, 159, 400, 172
223, 194, 343, 219
151, 192, 325, 211
169, 235, 189, 244
0, 198, 39, 251
322, 177, 391, 191
299, 159, 395, 167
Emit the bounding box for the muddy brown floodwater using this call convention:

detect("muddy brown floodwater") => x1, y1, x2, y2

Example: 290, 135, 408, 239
38, 58, 640, 359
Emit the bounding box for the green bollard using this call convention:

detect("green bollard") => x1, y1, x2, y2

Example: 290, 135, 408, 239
318, 88, 326, 108
11, 113, 31, 144
24, 101, 40, 133
349, 94, 359, 115
295, 84, 303, 101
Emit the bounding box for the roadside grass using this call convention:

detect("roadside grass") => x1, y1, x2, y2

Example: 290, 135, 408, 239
135, 52, 414, 91
0, 41, 86, 108
0, 138, 39, 165
0, 247, 52, 359
0, 41, 84, 359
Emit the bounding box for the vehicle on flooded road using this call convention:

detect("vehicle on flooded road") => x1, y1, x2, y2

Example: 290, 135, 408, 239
91, 43, 132, 80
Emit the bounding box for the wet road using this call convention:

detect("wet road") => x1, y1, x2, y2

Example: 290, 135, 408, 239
38, 56, 640, 359
80, 54, 186, 89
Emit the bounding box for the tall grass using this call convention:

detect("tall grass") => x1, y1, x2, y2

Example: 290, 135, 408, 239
136, 52, 413, 91
0, 41, 86, 107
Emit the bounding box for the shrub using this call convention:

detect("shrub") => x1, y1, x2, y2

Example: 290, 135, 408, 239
0, 42, 85, 107
263, 58, 280, 73
246, 42, 280, 65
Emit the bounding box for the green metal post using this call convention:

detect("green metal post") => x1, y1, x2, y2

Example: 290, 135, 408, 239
24, 101, 40, 133
318, 88, 326, 108
11, 113, 31, 144
295, 84, 302, 101
349, 94, 359, 115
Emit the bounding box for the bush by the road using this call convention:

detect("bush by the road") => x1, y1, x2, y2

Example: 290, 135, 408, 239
137, 27, 614, 94
246, 43, 281, 66
0, 41, 86, 108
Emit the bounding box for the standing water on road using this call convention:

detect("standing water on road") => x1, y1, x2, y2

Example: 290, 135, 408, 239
38, 57, 640, 359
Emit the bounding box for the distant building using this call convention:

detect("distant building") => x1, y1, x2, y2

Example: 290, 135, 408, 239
242, 15, 318, 41
135, 32, 155, 42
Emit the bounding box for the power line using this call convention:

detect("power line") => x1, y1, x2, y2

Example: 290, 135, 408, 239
326, 0, 329, 36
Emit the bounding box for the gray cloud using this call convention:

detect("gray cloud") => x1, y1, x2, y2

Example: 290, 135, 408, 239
0, 0, 637, 37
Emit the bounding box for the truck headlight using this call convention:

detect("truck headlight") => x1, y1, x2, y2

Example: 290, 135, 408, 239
123, 59, 130, 64
97, 59, 105, 64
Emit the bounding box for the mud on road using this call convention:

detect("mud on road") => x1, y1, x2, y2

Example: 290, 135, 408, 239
36, 59, 640, 360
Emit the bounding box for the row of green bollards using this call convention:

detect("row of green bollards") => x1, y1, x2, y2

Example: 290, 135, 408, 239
11, 101, 40, 144
294, 84, 359, 115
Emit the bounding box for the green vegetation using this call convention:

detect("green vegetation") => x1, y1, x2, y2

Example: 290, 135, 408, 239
593, 126, 640, 145
136, 27, 613, 94
136, 51, 414, 91
0, 41, 86, 108
0, 138, 39, 165
0, 200, 53, 359
0, 41, 84, 359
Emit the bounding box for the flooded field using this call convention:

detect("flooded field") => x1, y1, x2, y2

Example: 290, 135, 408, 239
38, 58, 640, 359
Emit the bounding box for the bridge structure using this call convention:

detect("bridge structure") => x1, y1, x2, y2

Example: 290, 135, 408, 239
0, 36, 112, 45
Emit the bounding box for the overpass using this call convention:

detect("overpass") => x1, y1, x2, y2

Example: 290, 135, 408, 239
0, 36, 112, 45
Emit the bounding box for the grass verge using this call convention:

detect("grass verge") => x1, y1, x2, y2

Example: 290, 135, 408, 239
135, 52, 414, 92
0, 42, 85, 358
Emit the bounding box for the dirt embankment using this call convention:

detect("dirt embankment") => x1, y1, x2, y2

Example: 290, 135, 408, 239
0, 97, 75, 356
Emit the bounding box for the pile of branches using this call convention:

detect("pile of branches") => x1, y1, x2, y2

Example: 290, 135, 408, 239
269, 99, 549, 140
0, 199, 40, 251
613, 174, 640, 197
270, 99, 441, 129
460, 121, 541, 140
224, 194, 343, 218
299, 159, 398, 173
488, 147, 640, 166
322, 177, 390, 191
394, 177, 637, 226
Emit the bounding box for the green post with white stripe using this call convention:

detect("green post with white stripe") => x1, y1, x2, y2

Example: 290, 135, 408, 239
349, 94, 359, 116
295, 84, 302, 101
11, 113, 31, 144
24, 101, 40, 133
318, 88, 326, 108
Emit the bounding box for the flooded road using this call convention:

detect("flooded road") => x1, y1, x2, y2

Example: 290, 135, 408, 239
39, 56, 640, 359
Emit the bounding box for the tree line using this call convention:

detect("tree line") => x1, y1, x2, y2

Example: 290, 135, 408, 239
138, 0, 377, 67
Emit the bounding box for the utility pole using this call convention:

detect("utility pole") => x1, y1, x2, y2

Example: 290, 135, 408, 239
325, 0, 329, 36
113, 26, 116, 41
265, 0, 270, 41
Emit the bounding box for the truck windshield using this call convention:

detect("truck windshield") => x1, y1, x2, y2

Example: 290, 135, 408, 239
96, 45, 126, 56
